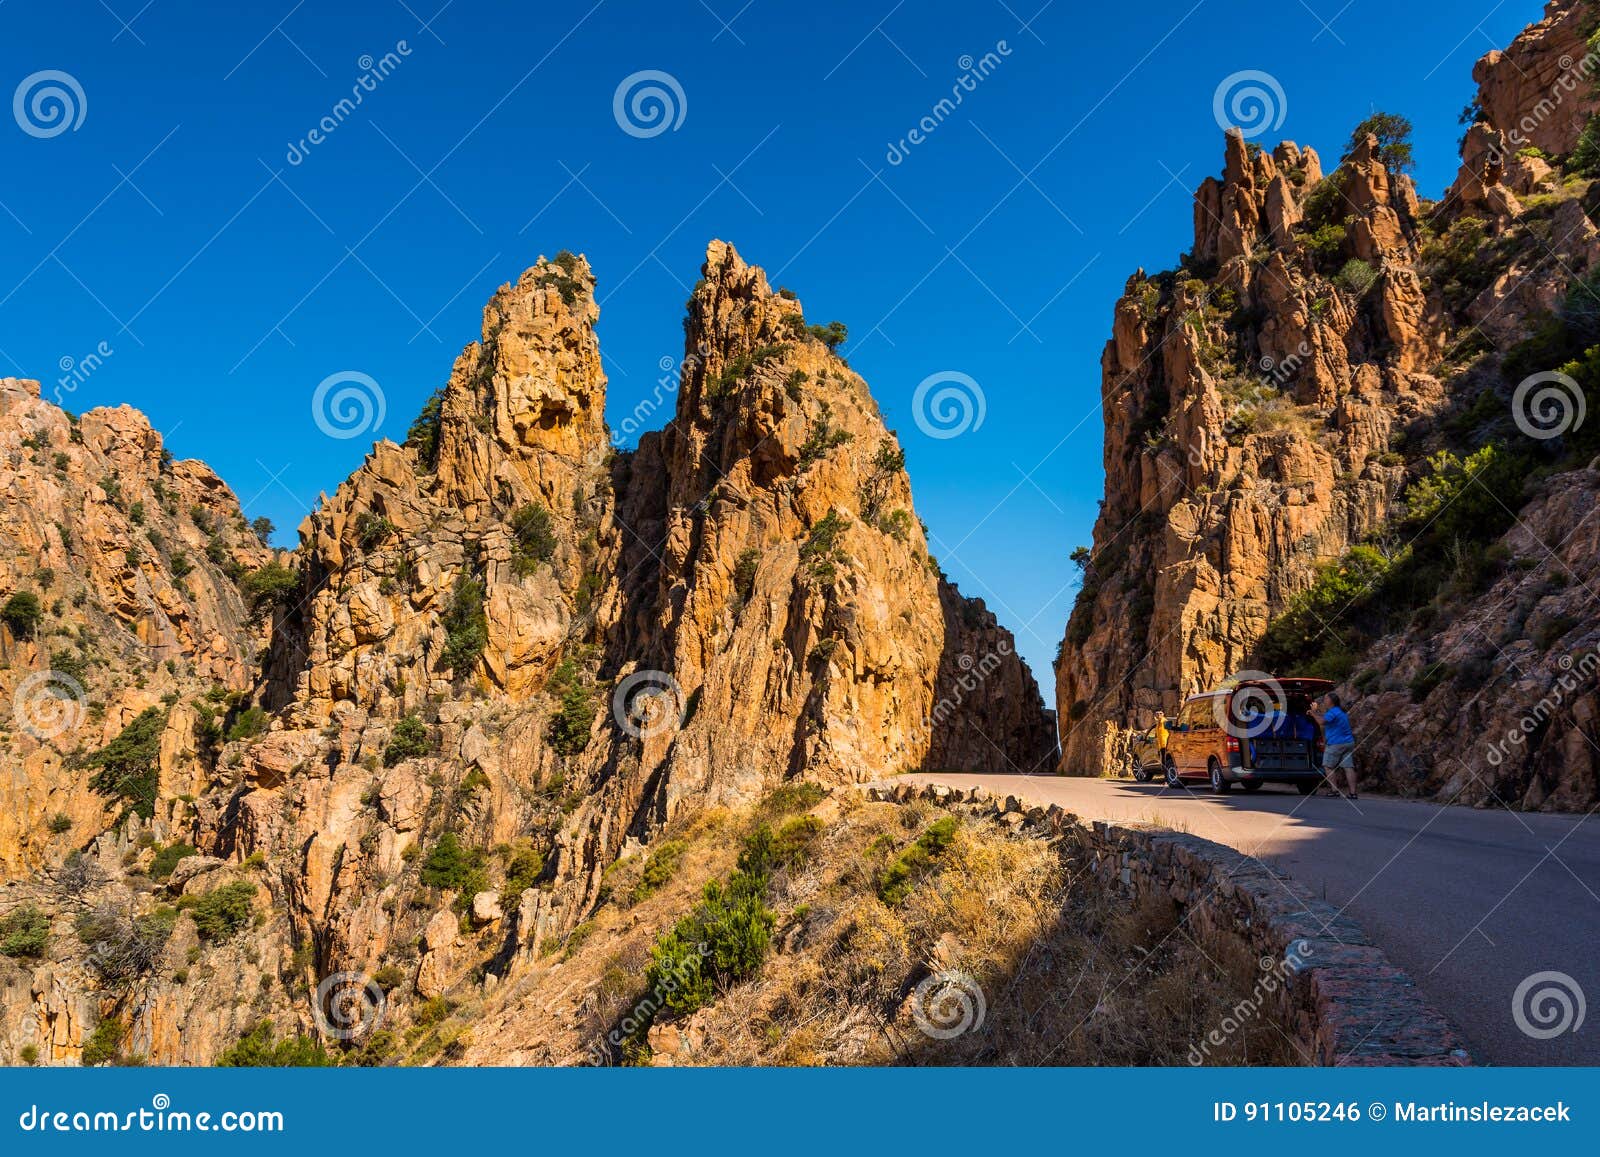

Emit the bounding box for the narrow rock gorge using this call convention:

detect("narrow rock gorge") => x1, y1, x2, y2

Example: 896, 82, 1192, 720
1057, 0, 1600, 811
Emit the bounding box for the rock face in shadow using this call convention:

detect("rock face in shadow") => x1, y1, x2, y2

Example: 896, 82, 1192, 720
1056, 1, 1600, 812
0, 243, 1051, 1065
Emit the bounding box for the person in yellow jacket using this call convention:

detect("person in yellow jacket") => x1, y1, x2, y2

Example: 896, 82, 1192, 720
1154, 710, 1169, 754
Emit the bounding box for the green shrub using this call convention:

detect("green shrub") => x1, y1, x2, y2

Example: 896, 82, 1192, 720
439, 577, 487, 675
640, 826, 779, 1022
1347, 111, 1414, 174
510, 503, 557, 575
771, 815, 824, 867
535, 250, 587, 306
47, 812, 73, 834
239, 563, 299, 617
215, 1021, 331, 1067
2, 591, 43, 638
372, 965, 407, 991
170, 550, 193, 579
81, 1020, 125, 1066
356, 513, 395, 551
500, 842, 545, 903
807, 320, 848, 350
226, 706, 268, 742
84, 707, 167, 819
150, 843, 197, 881
1333, 258, 1379, 296
798, 415, 854, 468
732, 548, 761, 604
179, 882, 257, 942
877, 816, 959, 906
383, 714, 431, 766
547, 658, 594, 756
800, 510, 849, 581
759, 781, 826, 817
1534, 614, 1579, 650
629, 839, 687, 904
0, 906, 49, 958
407, 389, 445, 470
1420, 216, 1488, 310
419, 833, 487, 895
1569, 113, 1600, 177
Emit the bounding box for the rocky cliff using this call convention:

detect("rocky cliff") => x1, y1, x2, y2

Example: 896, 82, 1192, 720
0, 378, 271, 880
0, 242, 1050, 1065
1056, 0, 1600, 812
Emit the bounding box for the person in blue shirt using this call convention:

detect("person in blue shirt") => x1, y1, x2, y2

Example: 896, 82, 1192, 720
1315, 693, 1358, 798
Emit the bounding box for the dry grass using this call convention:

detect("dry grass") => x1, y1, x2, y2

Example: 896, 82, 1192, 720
640, 794, 1302, 1067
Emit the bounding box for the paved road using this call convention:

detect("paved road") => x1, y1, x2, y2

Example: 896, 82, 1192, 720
898, 772, 1599, 1066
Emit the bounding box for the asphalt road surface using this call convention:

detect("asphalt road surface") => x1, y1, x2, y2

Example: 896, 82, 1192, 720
896, 772, 1599, 1066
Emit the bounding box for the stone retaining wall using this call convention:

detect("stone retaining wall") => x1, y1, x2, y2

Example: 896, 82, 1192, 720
869, 781, 1474, 1066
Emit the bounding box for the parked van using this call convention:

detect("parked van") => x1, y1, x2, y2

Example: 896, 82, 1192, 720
1161, 677, 1333, 794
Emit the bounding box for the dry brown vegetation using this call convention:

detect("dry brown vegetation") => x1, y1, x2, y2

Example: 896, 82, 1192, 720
524, 789, 1302, 1067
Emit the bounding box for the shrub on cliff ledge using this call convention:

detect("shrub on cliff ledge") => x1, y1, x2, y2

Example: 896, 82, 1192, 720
240, 563, 300, 617
216, 1021, 331, 1067
2, 590, 43, 638
439, 577, 488, 675
83, 706, 167, 819
383, 714, 432, 766
179, 882, 257, 942
406, 388, 444, 470
0, 906, 49, 958
510, 502, 557, 575
1347, 111, 1415, 174
419, 832, 487, 895
547, 657, 595, 756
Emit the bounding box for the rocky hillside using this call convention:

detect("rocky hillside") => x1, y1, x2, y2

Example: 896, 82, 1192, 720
0, 242, 1051, 1065
1056, 0, 1600, 811
0, 378, 272, 880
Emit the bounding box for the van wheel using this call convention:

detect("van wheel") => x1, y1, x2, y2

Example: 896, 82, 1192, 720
1208, 760, 1231, 793
1163, 756, 1181, 789
1241, 780, 1263, 792
1296, 780, 1319, 795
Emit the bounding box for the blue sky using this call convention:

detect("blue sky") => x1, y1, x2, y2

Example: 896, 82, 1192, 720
0, 0, 1545, 683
